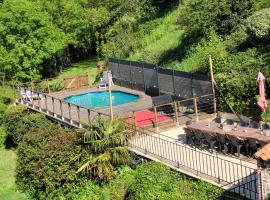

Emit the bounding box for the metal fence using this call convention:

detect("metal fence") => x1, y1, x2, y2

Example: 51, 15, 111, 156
109, 58, 212, 98
128, 127, 260, 200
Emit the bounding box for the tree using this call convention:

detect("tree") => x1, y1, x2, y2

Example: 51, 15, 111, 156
77, 116, 131, 182
246, 8, 270, 41
0, 0, 67, 82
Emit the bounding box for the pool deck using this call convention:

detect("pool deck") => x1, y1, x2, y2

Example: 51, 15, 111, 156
51, 85, 153, 116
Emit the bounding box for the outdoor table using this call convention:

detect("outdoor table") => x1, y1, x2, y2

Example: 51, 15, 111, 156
187, 120, 270, 147
226, 127, 270, 143
187, 120, 224, 136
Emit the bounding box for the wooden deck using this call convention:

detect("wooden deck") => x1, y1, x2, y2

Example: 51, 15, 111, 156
51, 85, 153, 115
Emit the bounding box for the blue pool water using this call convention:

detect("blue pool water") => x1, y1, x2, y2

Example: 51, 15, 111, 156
64, 91, 139, 108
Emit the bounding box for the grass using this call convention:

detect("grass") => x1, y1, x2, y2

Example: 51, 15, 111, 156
128, 7, 184, 65
50, 58, 99, 86
0, 148, 28, 200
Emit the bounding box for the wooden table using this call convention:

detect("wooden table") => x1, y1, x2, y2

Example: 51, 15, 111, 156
187, 120, 270, 145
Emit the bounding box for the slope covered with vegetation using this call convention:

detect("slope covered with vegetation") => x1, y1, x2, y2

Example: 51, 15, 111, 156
1, 0, 270, 119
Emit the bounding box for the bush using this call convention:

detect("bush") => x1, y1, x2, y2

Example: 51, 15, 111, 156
127, 162, 223, 200
3, 105, 50, 145
246, 8, 270, 41
16, 124, 84, 199
0, 127, 6, 148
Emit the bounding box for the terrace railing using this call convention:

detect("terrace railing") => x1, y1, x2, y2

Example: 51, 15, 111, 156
121, 94, 215, 132
126, 123, 260, 200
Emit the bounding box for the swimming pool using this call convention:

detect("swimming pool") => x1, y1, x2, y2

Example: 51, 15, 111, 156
64, 91, 140, 108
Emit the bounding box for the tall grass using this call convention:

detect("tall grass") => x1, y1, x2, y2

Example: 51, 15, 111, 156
129, 7, 184, 64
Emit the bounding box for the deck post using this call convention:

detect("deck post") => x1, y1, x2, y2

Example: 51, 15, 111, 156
87, 109, 91, 126
52, 97, 55, 116
193, 97, 199, 121
46, 79, 51, 94
60, 99, 63, 119
45, 95, 48, 113
68, 103, 72, 122
154, 106, 159, 132
209, 55, 217, 114
37, 92, 40, 110
77, 106, 80, 124
173, 101, 179, 126
132, 111, 137, 131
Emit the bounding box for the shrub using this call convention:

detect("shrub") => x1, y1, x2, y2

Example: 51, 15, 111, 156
16, 124, 84, 199
3, 105, 50, 145
0, 127, 6, 148
127, 162, 223, 200
246, 8, 270, 41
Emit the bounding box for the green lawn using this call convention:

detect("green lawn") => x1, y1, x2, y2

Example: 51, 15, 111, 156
51, 58, 99, 85
0, 148, 28, 200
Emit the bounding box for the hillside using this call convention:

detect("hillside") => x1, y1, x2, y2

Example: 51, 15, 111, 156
0, 0, 270, 119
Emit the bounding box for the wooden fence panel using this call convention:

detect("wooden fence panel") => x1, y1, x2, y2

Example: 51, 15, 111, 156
64, 74, 89, 90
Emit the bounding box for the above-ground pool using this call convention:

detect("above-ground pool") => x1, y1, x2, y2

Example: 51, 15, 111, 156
64, 91, 140, 108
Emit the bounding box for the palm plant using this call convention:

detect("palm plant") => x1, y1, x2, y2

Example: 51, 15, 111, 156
77, 116, 132, 182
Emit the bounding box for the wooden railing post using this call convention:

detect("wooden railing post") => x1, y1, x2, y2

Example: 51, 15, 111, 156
37, 92, 40, 109
133, 111, 137, 131
209, 55, 217, 114
45, 95, 48, 112
193, 97, 199, 121
173, 101, 179, 126
60, 99, 63, 118
68, 103, 72, 121
154, 106, 159, 132
52, 97, 55, 114
87, 109, 91, 126
77, 106, 80, 123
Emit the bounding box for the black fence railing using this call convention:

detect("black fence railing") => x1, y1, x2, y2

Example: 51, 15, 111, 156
109, 58, 212, 98
128, 129, 259, 200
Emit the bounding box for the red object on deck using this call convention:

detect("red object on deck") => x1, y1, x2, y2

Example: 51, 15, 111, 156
135, 110, 171, 127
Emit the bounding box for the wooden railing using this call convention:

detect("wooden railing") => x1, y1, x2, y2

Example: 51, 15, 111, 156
17, 87, 109, 128
121, 93, 215, 132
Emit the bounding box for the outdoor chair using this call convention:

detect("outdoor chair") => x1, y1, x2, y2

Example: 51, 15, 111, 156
202, 132, 217, 153
216, 133, 230, 154
226, 135, 247, 157
239, 120, 249, 127
194, 130, 207, 149
250, 121, 260, 129
212, 117, 221, 124
247, 138, 260, 156
99, 71, 113, 89
262, 123, 270, 130
223, 119, 234, 125
20, 88, 41, 103
184, 128, 195, 145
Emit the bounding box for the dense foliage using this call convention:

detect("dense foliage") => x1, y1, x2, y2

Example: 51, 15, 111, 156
98, 0, 270, 120
5, 107, 223, 200
3, 105, 50, 145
